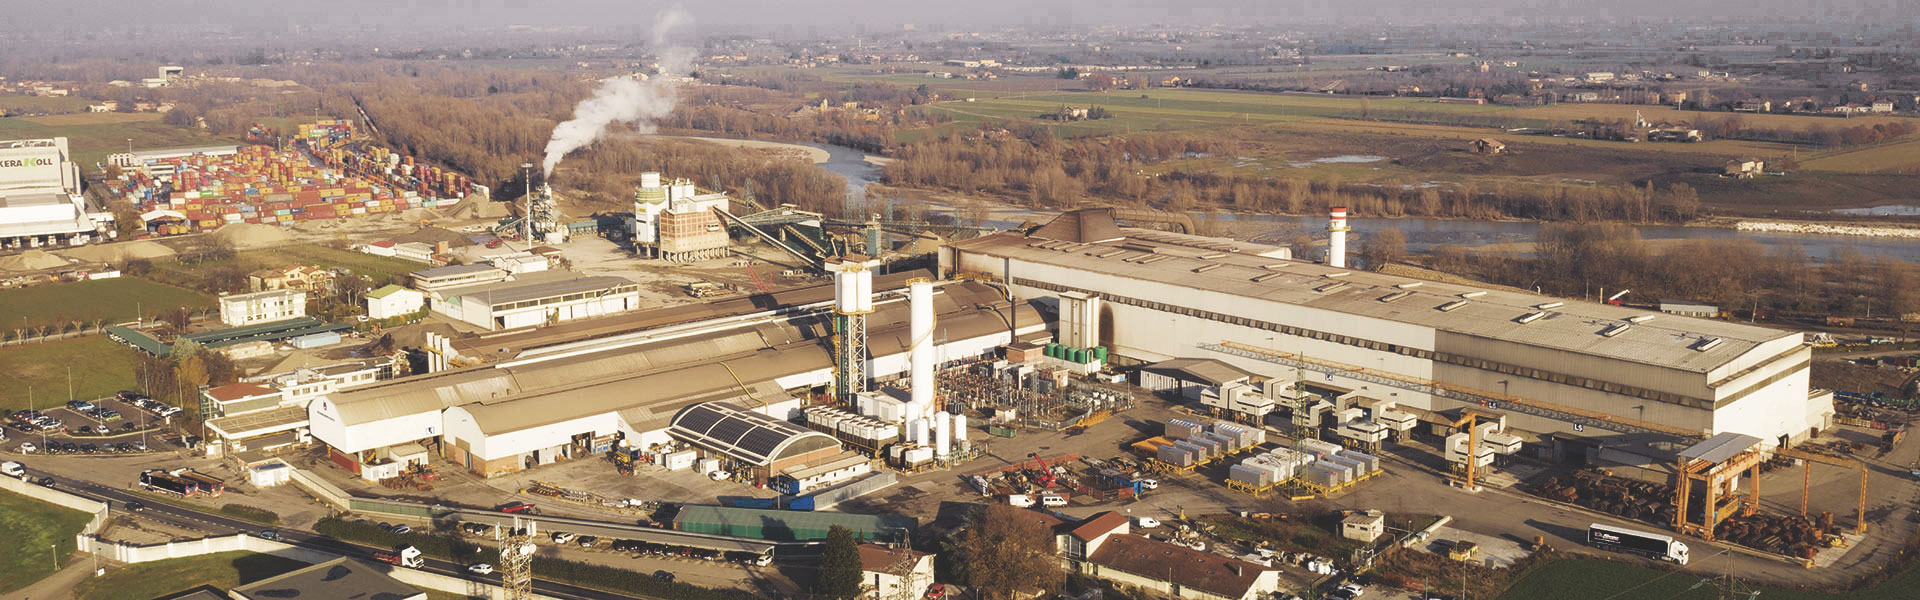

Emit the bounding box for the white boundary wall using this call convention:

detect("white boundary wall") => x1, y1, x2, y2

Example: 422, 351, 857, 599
79, 533, 561, 600
0, 475, 110, 536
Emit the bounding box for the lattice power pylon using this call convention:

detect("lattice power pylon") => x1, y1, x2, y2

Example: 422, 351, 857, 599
495, 516, 538, 600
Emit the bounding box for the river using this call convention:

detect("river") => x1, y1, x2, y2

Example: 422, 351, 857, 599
689, 136, 1920, 263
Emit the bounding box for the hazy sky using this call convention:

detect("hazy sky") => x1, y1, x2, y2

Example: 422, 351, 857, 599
11, 0, 1920, 32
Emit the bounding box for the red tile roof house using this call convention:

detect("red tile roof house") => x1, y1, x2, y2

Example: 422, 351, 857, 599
1060, 511, 1283, 600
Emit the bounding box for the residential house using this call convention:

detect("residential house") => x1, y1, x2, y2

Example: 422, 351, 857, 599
858, 544, 934, 599
1468, 138, 1507, 155
1848, 80, 1870, 92
1733, 99, 1771, 112
1723, 158, 1765, 179
1568, 92, 1600, 102
360, 240, 398, 257
1062, 512, 1131, 560
1082, 534, 1282, 600
249, 264, 336, 292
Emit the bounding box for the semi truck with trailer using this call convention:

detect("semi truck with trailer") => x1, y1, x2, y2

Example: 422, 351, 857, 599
1588, 523, 1689, 565
373, 546, 424, 568
140, 469, 198, 496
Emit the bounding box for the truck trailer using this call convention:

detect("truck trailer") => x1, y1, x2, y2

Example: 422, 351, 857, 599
140, 469, 198, 496
373, 546, 424, 568
1588, 523, 1689, 565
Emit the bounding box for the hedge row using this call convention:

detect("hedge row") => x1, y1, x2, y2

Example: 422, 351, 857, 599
219, 504, 281, 525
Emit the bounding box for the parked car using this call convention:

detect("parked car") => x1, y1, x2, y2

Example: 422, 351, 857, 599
259, 530, 280, 541
60, 442, 77, 453
35, 476, 54, 487
1137, 478, 1160, 490
67, 400, 95, 411
392, 524, 412, 535
18, 442, 36, 453
652, 570, 676, 582
79, 443, 97, 453
131, 441, 147, 451
78, 425, 94, 435
925, 583, 947, 599
498, 501, 536, 514
551, 532, 577, 544
1040, 494, 1068, 507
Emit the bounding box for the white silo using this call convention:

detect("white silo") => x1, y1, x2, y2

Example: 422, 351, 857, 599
934, 410, 952, 456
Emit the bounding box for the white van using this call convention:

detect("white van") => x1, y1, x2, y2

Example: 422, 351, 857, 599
1040, 494, 1068, 507
1, 461, 25, 479
1133, 516, 1162, 528
1006, 494, 1035, 507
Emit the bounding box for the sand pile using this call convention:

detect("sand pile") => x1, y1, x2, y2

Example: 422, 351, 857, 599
0, 249, 69, 271
211, 223, 294, 249
62, 241, 178, 263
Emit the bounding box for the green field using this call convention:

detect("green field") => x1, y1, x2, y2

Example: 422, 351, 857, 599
74, 551, 312, 600
0, 489, 96, 593
0, 277, 213, 329
1498, 558, 1920, 600
0, 335, 144, 412
245, 244, 424, 286
0, 112, 240, 169
0, 94, 93, 115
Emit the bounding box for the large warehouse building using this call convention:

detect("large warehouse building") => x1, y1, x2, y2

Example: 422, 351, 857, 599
309, 279, 1041, 481
941, 209, 1828, 463
0, 137, 113, 250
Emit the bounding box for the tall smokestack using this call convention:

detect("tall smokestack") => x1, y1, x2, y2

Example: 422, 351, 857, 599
1327, 207, 1350, 268
908, 279, 936, 420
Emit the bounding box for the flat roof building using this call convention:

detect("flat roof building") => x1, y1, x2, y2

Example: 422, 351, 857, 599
411, 263, 509, 292
218, 289, 307, 327
431, 272, 639, 331
229, 557, 426, 600
0, 137, 110, 249
943, 210, 1828, 462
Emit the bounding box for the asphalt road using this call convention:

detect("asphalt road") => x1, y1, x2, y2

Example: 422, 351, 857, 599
44, 473, 642, 600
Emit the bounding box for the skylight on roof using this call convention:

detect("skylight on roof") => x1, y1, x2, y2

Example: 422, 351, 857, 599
1438, 300, 1469, 312
1197, 253, 1226, 260
1460, 291, 1487, 298
1516, 311, 1548, 324
1094, 249, 1127, 259
1535, 302, 1564, 310
1193, 264, 1222, 273
1627, 314, 1656, 323
1693, 337, 1724, 352
1599, 323, 1631, 337
1314, 281, 1350, 293
1379, 291, 1415, 302
1252, 272, 1285, 283
1397, 282, 1423, 289
1325, 272, 1351, 278
1263, 264, 1289, 270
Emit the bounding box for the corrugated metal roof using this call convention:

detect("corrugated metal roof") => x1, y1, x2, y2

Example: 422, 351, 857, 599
1142, 358, 1257, 386
952, 229, 1798, 374
453, 274, 637, 307
1677, 432, 1763, 464
672, 505, 916, 542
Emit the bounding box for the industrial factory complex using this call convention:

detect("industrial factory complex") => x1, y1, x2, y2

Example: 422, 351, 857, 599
0, 137, 114, 249
941, 208, 1828, 463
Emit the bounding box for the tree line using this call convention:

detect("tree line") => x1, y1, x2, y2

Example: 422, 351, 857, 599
1424, 223, 1919, 317
885, 127, 1707, 222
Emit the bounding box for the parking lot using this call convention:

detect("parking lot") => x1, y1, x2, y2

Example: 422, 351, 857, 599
5, 391, 183, 455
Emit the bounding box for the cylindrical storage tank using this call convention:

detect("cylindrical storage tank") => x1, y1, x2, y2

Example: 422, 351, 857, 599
1073, 348, 1088, 363
1093, 346, 1108, 362
909, 418, 928, 444
908, 280, 935, 411
857, 269, 874, 313
952, 413, 968, 441
641, 171, 662, 189
934, 410, 952, 456
836, 270, 857, 313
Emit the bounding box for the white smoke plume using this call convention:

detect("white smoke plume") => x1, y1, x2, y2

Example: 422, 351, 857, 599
541, 7, 694, 178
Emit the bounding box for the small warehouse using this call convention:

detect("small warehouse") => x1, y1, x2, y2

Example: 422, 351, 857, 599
672, 505, 917, 543
1138, 358, 1258, 401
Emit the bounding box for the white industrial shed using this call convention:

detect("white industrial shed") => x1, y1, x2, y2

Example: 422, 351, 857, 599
942, 210, 1830, 461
